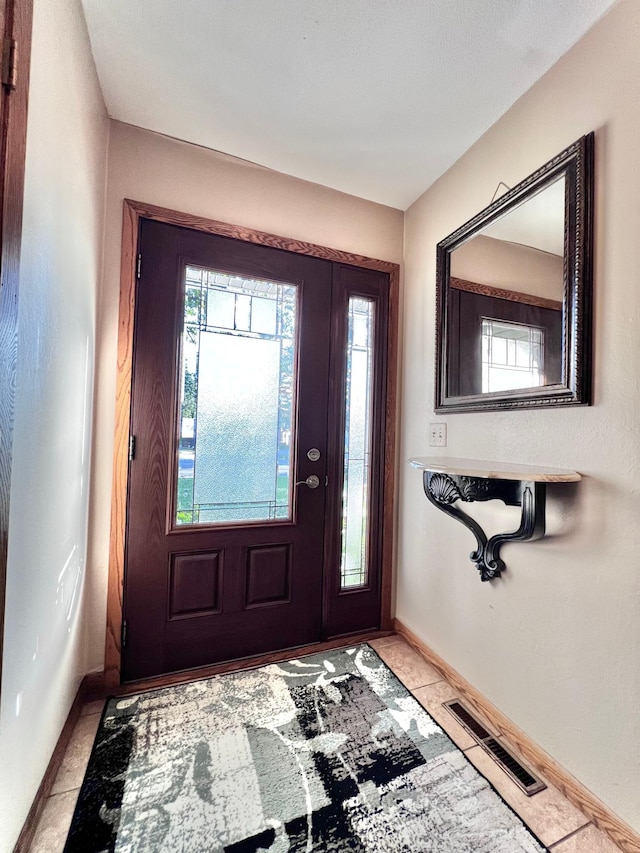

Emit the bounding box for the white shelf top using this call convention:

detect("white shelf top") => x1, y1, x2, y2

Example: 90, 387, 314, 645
409, 456, 581, 483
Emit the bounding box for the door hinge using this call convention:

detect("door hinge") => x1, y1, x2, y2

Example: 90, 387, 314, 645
128, 435, 136, 461
121, 619, 128, 648
2, 39, 17, 90
136, 253, 142, 279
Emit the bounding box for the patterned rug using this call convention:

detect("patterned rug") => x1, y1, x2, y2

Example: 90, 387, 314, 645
64, 645, 547, 852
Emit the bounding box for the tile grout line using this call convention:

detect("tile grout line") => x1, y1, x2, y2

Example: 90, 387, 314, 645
375, 649, 596, 849
403, 657, 592, 848
546, 821, 594, 849
403, 663, 547, 827
49, 785, 82, 798
457, 744, 591, 849
38, 641, 603, 853
406, 679, 442, 691
410, 678, 446, 692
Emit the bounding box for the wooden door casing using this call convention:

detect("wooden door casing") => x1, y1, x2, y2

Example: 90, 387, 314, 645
0, 0, 33, 702
106, 200, 399, 688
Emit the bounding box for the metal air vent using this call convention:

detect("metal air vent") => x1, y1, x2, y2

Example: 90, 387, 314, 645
443, 699, 547, 796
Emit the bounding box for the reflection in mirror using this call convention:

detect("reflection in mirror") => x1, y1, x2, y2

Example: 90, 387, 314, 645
448, 176, 565, 395
481, 320, 544, 393
435, 134, 593, 413
452, 176, 565, 302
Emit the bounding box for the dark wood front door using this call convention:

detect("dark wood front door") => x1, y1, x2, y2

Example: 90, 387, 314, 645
122, 219, 388, 681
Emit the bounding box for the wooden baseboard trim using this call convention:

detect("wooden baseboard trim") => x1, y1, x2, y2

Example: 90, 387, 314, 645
12, 674, 94, 853
394, 619, 640, 853
82, 670, 106, 702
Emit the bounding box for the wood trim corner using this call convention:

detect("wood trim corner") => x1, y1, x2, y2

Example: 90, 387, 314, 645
82, 670, 107, 703
0, 0, 33, 708
12, 675, 96, 853
394, 619, 640, 853
105, 199, 400, 686
104, 201, 137, 690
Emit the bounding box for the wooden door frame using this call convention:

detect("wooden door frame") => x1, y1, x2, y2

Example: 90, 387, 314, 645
105, 199, 400, 689
0, 0, 33, 704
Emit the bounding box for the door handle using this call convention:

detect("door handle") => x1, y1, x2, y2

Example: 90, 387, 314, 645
295, 475, 320, 489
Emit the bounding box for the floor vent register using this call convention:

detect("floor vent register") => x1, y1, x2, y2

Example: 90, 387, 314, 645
442, 699, 547, 796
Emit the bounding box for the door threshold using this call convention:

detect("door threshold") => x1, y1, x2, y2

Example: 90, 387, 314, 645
112, 629, 394, 698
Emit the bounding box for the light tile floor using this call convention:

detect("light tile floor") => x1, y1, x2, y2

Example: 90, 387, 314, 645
28, 635, 624, 852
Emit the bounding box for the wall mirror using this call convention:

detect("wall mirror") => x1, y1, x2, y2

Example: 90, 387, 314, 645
435, 133, 594, 413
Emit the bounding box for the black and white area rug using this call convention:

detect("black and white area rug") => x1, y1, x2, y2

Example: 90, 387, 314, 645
64, 645, 547, 852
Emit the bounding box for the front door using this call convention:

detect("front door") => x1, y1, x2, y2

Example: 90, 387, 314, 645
122, 219, 388, 681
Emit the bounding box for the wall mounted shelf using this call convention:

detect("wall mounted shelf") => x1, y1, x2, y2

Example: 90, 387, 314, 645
409, 457, 581, 582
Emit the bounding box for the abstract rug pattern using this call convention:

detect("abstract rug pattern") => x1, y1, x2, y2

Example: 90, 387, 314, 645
64, 645, 547, 852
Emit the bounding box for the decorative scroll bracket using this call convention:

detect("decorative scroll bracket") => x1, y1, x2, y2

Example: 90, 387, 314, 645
422, 471, 546, 581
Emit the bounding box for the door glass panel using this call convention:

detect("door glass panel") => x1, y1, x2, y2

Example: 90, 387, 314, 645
235, 294, 252, 331
176, 266, 297, 525
340, 297, 375, 589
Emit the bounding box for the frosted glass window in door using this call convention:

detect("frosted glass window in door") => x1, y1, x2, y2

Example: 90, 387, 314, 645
176, 266, 297, 525
340, 298, 375, 589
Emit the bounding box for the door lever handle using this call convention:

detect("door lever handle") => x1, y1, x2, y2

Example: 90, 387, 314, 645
295, 475, 320, 489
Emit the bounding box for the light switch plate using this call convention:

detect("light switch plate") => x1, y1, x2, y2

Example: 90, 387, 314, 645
429, 422, 447, 447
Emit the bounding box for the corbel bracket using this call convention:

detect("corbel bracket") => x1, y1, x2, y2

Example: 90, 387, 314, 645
422, 471, 546, 581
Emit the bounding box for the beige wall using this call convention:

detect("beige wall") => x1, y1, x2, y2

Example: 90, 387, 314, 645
399, 0, 640, 832
84, 122, 404, 668
9, 0, 639, 843
451, 235, 564, 301
0, 0, 109, 848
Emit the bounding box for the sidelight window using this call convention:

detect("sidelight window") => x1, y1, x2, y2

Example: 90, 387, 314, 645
340, 297, 375, 590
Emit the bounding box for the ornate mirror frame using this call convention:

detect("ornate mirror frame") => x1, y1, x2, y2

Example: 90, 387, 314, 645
435, 132, 594, 413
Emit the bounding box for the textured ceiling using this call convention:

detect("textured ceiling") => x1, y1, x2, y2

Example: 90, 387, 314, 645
80, 0, 617, 209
